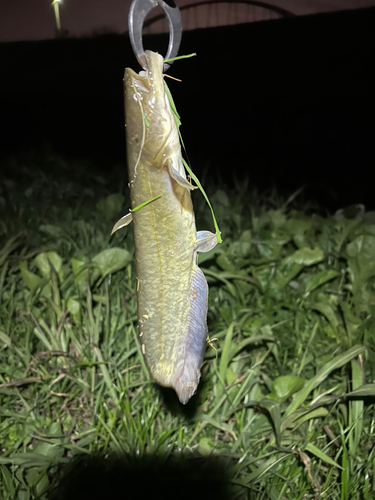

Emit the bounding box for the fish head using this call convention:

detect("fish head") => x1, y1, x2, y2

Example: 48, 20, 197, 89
124, 50, 180, 172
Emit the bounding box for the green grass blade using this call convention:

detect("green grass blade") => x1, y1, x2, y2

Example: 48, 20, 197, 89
285, 345, 366, 416
94, 347, 118, 404
219, 322, 235, 389
349, 359, 364, 455
164, 80, 222, 243
346, 383, 375, 396
164, 52, 197, 64
182, 158, 222, 243
305, 442, 343, 469
130, 194, 162, 212
245, 454, 289, 484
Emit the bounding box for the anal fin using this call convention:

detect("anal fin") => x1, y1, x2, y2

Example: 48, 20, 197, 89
172, 266, 209, 404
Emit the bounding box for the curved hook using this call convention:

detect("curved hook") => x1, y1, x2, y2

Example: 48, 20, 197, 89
128, 0, 182, 72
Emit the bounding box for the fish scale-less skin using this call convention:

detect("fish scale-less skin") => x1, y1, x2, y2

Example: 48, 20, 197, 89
124, 51, 209, 403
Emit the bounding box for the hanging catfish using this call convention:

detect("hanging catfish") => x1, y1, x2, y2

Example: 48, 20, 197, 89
112, 50, 219, 404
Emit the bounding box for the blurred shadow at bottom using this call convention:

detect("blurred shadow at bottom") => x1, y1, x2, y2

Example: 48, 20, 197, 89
49, 453, 234, 500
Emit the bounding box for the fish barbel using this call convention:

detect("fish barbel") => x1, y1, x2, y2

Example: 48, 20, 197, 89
113, 50, 218, 404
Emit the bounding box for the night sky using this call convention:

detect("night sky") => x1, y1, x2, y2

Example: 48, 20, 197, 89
1, 0, 375, 41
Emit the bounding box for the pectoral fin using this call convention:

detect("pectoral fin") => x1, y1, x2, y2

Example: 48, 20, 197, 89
172, 265, 209, 404
167, 160, 198, 191
195, 230, 219, 253
111, 213, 133, 234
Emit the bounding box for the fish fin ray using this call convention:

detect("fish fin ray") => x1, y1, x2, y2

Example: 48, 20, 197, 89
195, 230, 219, 253
111, 213, 133, 234
167, 161, 198, 191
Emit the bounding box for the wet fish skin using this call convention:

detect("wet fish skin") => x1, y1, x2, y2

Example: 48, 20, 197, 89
122, 50, 218, 404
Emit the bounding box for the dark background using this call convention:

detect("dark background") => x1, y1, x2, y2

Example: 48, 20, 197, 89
1, 6, 374, 210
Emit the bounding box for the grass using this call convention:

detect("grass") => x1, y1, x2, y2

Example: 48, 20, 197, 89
0, 153, 375, 499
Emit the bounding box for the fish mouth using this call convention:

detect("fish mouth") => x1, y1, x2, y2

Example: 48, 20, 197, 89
126, 50, 164, 97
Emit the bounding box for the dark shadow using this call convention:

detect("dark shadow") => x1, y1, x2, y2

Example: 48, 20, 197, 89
156, 385, 197, 418
49, 452, 232, 500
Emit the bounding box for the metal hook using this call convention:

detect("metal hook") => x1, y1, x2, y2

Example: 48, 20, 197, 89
128, 0, 182, 72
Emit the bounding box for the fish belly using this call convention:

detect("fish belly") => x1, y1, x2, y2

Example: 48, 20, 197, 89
132, 166, 208, 403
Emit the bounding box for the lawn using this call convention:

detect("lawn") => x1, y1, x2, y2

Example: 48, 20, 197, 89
0, 154, 374, 499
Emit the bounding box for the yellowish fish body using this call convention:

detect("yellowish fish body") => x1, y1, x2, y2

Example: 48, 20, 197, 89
114, 51, 218, 404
